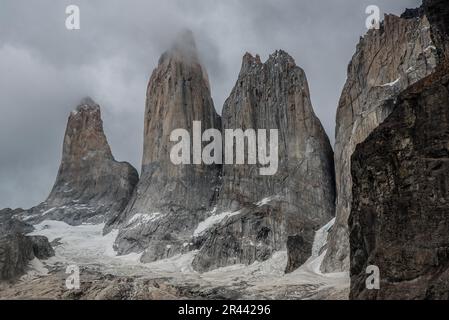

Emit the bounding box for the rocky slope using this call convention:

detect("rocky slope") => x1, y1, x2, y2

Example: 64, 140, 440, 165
0, 218, 348, 300
192, 51, 335, 272
23, 98, 139, 226
110, 31, 222, 262
350, 0, 449, 300
322, 9, 439, 273
0, 208, 33, 235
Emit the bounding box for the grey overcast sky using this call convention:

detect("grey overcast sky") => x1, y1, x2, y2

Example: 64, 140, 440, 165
0, 0, 421, 209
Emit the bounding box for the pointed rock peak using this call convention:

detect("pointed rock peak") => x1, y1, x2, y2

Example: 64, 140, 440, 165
25, 98, 139, 227
243, 52, 262, 63
268, 50, 296, 64
266, 50, 298, 72
240, 52, 262, 72
240, 50, 298, 75
64, 98, 112, 161
159, 29, 201, 66
172, 29, 197, 54
71, 97, 100, 116
78, 96, 98, 108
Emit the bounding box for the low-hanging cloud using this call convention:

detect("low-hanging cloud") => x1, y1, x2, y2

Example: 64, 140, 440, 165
0, 0, 421, 209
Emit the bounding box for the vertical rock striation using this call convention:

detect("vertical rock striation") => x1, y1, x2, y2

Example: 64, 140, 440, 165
323, 10, 438, 273
24, 98, 139, 226
192, 51, 335, 272
111, 31, 222, 262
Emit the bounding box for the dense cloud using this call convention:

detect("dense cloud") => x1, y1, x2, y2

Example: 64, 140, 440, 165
0, 0, 420, 208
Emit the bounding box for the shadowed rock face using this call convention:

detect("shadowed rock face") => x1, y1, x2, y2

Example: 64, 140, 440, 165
24, 98, 139, 226
192, 51, 335, 272
350, 64, 449, 300
424, 0, 449, 62
0, 234, 54, 281
350, 0, 449, 300
323, 11, 438, 273
0, 209, 54, 281
111, 32, 222, 262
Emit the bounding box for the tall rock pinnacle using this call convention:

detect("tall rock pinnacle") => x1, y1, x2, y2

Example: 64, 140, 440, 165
192, 51, 335, 272
111, 32, 222, 262
322, 10, 439, 273
24, 98, 139, 225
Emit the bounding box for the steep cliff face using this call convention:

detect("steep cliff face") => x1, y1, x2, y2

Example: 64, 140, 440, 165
323, 11, 438, 273
423, 0, 449, 62
350, 64, 449, 299
192, 51, 335, 272
24, 98, 139, 226
111, 32, 222, 262
350, 0, 449, 300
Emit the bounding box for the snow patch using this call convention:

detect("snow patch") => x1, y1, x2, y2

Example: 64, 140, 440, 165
147, 251, 198, 273
204, 251, 287, 277
114, 252, 143, 263
256, 197, 274, 207
24, 219, 349, 297
311, 218, 335, 258
41, 207, 56, 216
29, 220, 119, 262
126, 212, 164, 228
381, 77, 400, 87
194, 210, 241, 237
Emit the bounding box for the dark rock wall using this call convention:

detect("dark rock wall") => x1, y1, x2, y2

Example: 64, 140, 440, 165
350, 65, 449, 299
323, 10, 438, 273
0, 233, 54, 281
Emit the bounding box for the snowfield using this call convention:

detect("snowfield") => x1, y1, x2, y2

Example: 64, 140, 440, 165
25, 218, 349, 299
